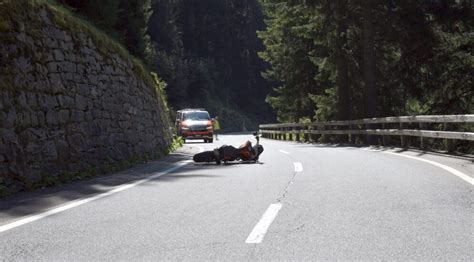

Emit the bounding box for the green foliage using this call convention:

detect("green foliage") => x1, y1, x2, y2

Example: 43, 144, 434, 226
116, 0, 152, 58
0, 148, 173, 197
50, 0, 164, 105
42, 2, 130, 61
40, 173, 61, 187
405, 98, 431, 115
57, 0, 152, 58
310, 87, 337, 121
0, 0, 167, 110
168, 136, 184, 153
150, 71, 169, 110
258, 0, 335, 123
266, 87, 297, 123
148, 0, 275, 131
298, 117, 312, 124
0, 0, 182, 196
0, 19, 10, 32
60, 0, 121, 33
258, 0, 473, 123
0, 185, 8, 198
55, 0, 276, 131
38, 0, 173, 135
59, 171, 76, 183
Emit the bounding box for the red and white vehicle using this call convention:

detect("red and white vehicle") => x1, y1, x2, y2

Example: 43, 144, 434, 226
175, 109, 214, 143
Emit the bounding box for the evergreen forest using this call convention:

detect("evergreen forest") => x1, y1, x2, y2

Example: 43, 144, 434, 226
258, 0, 473, 123
57, 0, 472, 129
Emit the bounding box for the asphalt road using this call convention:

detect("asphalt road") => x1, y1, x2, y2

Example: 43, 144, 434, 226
1, 133, 473, 261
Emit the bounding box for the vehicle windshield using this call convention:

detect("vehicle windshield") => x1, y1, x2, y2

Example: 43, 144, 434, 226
183, 111, 210, 120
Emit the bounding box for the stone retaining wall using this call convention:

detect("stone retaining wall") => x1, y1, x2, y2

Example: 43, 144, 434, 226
0, 4, 172, 193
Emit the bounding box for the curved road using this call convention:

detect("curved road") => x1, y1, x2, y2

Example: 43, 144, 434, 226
0, 134, 472, 260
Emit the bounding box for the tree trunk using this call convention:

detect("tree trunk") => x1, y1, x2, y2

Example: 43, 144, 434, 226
362, 1, 377, 144
362, 1, 377, 119
335, 0, 351, 121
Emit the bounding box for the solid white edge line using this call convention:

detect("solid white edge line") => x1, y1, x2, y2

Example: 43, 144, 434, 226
294, 162, 303, 172
382, 151, 474, 186
279, 150, 290, 155
0, 160, 193, 233
245, 203, 283, 244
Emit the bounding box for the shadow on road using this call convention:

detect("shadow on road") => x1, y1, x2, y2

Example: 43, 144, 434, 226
290, 142, 473, 161
221, 161, 265, 166
0, 147, 246, 221
1, 133, 265, 221
151, 173, 222, 183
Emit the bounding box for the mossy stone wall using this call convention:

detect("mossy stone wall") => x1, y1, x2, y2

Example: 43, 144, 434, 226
0, 3, 172, 194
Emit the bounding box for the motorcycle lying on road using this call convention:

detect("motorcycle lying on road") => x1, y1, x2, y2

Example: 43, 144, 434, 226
193, 132, 264, 165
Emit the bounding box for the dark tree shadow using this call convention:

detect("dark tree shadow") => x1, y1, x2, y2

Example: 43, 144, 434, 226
291, 142, 473, 162
0, 149, 247, 220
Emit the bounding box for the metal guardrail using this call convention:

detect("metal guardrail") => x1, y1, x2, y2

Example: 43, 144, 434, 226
259, 115, 474, 149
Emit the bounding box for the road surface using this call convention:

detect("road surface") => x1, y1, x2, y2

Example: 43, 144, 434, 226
1, 133, 473, 260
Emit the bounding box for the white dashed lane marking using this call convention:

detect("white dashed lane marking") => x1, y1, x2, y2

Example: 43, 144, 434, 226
246, 161, 303, 244
294, 162, 303, 172
245, 203, 283, 244
279, 149, 290, 154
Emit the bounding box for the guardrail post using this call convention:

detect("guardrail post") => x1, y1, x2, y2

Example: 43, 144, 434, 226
445, 123, 454, 152
342, 124, 348, 144
347, 125, 351, 143
419, 123, 424, 149
308, 125, 313, 142
348, 125, 352, 143
314, 124, 319, 143
366, 122, 376, 145
336, 124, 342, 143
304, 125, 309, 142
382, 123, 387, 146
400, 122, 406, 148
311, 124, 318, 142
316, 125, 322, 142
261, 114, 473, 151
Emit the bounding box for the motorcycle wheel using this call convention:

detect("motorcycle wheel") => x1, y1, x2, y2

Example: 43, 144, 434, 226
193, 151, 215, 163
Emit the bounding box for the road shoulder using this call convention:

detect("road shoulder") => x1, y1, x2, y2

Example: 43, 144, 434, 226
0, 145, 199, 225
